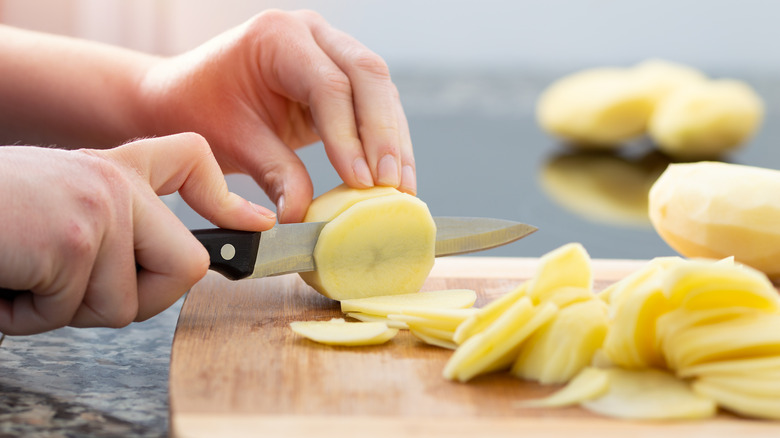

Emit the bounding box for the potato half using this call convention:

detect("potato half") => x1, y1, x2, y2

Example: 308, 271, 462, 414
299, 185, 436, 300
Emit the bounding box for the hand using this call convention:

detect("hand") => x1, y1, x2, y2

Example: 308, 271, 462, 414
139, 9, 416, 223
0, 133, 275, 335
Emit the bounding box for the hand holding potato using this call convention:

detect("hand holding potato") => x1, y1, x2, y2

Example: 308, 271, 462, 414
138, 10, 415, 223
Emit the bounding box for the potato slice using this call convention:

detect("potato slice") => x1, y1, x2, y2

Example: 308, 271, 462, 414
340, 289, 477, 316
410, 328, 458, 350
518, 367, 609, 408
599, 256, 682, 307
512, 299, 609, 384
453, 283, 527, 345
582, 368, 717, 420
663, 312, 780, 370
289, 319, 398, 346
662, 259, 780, 313
649, 161, 780, 280
388, 308, 475, 331
678, 355, 780, 379
694, 372, 780, 398
345, 312, 408, 329
656, 307, 760, 365
649, 79, 763, 159
526, 243, 592, 305
444, 300, 558, 382
300, 185, 436, 300
693, 378, 780, 420
603, 272, 669, 369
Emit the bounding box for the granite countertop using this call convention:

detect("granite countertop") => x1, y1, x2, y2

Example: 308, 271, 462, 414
0, 299, 181, 438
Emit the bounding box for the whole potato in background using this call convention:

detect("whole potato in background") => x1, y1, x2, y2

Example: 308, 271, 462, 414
648, 161, 780, 280
537, 68, 654, 147
649, 80, 764, 159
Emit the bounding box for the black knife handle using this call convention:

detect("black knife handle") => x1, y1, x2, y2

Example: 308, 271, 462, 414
191, 229, 262, 280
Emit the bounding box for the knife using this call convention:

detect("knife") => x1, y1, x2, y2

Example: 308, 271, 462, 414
192, 217, 537, 281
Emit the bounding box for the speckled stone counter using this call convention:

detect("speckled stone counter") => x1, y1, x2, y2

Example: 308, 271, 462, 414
0, 299, 182, 438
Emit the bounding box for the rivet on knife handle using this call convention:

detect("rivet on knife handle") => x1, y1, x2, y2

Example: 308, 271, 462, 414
192, 229, 262, 280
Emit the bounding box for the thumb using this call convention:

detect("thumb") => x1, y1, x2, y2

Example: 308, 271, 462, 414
107, 132, 277, 230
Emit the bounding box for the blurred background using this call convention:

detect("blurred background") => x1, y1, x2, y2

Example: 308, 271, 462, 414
2, 0, 779, 259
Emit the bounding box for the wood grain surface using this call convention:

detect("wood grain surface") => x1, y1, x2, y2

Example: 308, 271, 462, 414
169, 257, 778, 438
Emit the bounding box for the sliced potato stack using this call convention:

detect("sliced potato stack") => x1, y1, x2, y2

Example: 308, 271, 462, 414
526, 254, 780, 420
342, 289, 478, 349
291, 289, 478, 348
444, 243, 609, 384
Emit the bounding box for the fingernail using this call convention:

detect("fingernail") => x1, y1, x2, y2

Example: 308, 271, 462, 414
377, 154, 399, 187
352, 157, 374, 188
276, 195, 285, 221
400, 165, 417, 194
251, 202, 277, 220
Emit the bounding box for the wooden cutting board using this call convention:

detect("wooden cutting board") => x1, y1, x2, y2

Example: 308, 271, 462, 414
169, 257, 777, 438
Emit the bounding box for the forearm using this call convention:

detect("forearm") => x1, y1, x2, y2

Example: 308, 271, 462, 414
0, 25, 158, 148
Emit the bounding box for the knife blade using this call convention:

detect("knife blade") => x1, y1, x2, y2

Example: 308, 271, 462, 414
192, 217, 537, 280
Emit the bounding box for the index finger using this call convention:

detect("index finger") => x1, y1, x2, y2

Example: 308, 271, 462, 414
300, 11, 417, 194
105, 133, 277, 231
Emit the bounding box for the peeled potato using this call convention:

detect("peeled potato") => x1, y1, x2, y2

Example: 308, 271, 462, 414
300, 185, 436, 300
649, 161, 780, 280
582, 368, 717, 420
649, 79, 763, 158
537, 68, 654, 146
289, 318, 398, 346
302, 184, 400, 222
632, 59, 707, 106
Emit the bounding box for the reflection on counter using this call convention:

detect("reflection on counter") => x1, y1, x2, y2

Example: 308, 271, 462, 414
538, 145, 673, 228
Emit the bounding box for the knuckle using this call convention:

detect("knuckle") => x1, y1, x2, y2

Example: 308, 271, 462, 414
60, 218, 99, 261
316, 67, 352, 100
346, 48, 390, 79
176, 132, 213, 159
292, 9, 324, 25
247, 9, 297, 38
